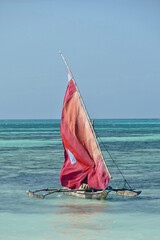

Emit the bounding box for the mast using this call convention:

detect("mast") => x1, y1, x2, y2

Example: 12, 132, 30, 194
59, 51, 112, 179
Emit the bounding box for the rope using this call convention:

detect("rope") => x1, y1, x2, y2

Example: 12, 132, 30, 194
96, 131, 133, 190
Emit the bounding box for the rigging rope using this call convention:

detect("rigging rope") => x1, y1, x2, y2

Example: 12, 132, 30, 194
95, 131, 133, 190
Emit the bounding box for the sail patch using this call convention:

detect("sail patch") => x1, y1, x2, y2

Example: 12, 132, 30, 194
68, 72, 72, 82
68, 150, 77, 164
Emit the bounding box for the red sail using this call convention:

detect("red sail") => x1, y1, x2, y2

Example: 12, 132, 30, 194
60, 73, 110, 190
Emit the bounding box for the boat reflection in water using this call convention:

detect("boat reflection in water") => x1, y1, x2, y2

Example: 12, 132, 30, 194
52, 198, 112, 239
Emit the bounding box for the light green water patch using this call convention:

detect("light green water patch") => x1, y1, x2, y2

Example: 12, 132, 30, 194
96, 127, 160, 133
100, 134, 160, 142
1, 201, 159, 240
0, 139, 62, 148
0, 131, 60, 135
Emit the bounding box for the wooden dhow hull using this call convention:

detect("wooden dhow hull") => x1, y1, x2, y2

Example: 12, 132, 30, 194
64, 189, 108, 200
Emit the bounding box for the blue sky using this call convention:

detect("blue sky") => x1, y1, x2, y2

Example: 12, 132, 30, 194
0, 0, 160, 119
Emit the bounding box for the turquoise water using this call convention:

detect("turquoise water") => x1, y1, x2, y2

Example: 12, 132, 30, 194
0, 119, 160, 240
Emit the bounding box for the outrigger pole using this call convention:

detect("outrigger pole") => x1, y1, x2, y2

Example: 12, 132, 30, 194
27, 187, 141, 199
59, 51, 112, 179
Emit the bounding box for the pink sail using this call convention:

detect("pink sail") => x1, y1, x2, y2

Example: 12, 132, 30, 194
60, 73, 110, 190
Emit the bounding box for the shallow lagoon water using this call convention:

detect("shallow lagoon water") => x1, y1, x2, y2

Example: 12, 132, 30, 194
0, 119, 160, 240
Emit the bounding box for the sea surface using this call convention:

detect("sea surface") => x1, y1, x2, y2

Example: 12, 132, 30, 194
0, 119, 160, 240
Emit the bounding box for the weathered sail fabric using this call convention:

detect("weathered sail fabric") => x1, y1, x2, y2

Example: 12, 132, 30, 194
60, 73, 110, 190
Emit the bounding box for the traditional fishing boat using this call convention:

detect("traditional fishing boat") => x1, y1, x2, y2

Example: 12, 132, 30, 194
58, 52, 141, 200
28, 52, 141, 200
59, 53, 110, 200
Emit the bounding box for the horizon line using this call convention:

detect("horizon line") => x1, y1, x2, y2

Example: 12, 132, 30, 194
0, 118, 160, 121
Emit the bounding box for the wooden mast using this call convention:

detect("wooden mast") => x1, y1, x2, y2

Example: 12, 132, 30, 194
59, 51, 112, 179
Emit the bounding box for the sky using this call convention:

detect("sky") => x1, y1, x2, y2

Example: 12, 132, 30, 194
0, 0, 160, 119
